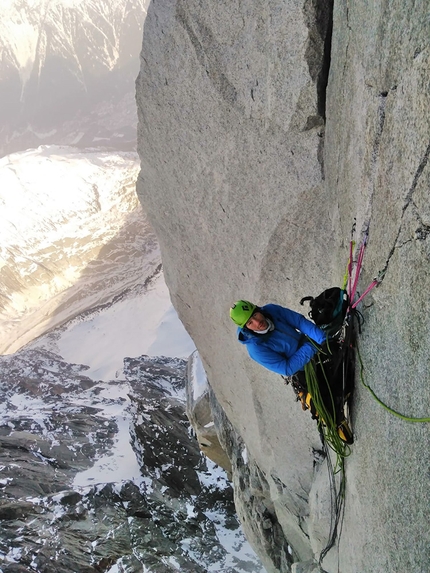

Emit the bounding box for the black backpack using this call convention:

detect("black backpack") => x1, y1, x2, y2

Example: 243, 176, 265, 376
300, 287, 348, 332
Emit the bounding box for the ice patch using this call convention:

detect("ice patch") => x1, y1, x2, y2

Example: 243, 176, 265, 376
190, 350, 209, 401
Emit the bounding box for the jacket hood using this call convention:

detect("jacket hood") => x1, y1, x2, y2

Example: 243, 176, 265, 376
237, 326, 274, 345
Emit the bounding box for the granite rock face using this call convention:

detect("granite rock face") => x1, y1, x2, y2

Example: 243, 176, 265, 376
136, 1, 430, 571
323, 3, 430, 572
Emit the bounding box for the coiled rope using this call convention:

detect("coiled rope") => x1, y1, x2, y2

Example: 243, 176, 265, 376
304, 358, 351, 470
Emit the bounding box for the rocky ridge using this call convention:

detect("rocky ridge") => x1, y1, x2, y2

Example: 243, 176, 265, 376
0, 348, 263, 573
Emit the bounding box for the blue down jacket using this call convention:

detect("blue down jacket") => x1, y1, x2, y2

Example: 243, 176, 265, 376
237, 303, 326, 376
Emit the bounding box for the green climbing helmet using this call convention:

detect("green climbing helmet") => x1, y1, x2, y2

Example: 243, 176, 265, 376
230, 300, 257, 327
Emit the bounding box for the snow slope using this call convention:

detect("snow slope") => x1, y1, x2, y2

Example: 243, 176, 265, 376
0, 145, 159, 354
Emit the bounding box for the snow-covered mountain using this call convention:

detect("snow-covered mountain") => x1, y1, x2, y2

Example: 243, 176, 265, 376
0, 145, 264, 572
0, 0, 149, 155
0, 145, 159, 355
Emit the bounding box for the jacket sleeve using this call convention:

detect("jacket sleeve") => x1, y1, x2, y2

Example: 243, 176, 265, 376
268, 304, 326, 345
247, 340, 318, 376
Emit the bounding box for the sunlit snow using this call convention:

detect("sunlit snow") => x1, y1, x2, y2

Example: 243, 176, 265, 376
55, 274, 195, 381
0, 145, 157, 354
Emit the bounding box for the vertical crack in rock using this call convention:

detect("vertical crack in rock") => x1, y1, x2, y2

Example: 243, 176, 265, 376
372, 93, 388, 166
345, 0, 353, 31
401, 140, 430, 216
303, 0, 333, 178
298, 517, 310, 541
364, 92, 388, 226
303, 0, 334, 120
378, 140, 430, 277
319, 0, 333, 120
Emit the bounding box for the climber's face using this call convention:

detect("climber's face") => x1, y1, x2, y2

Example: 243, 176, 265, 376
246, 311, 268, 332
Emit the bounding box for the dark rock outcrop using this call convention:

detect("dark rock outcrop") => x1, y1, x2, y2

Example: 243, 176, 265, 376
0, 349, 263, 572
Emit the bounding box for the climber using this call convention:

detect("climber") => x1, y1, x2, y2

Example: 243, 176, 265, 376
229, 300, 326, 377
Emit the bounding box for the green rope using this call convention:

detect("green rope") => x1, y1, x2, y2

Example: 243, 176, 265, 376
304, 353, 349, 568
357, 346, 430, 423
342, 239, 355, 291
304, 358, 351, 473
318, 446, 346, 571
